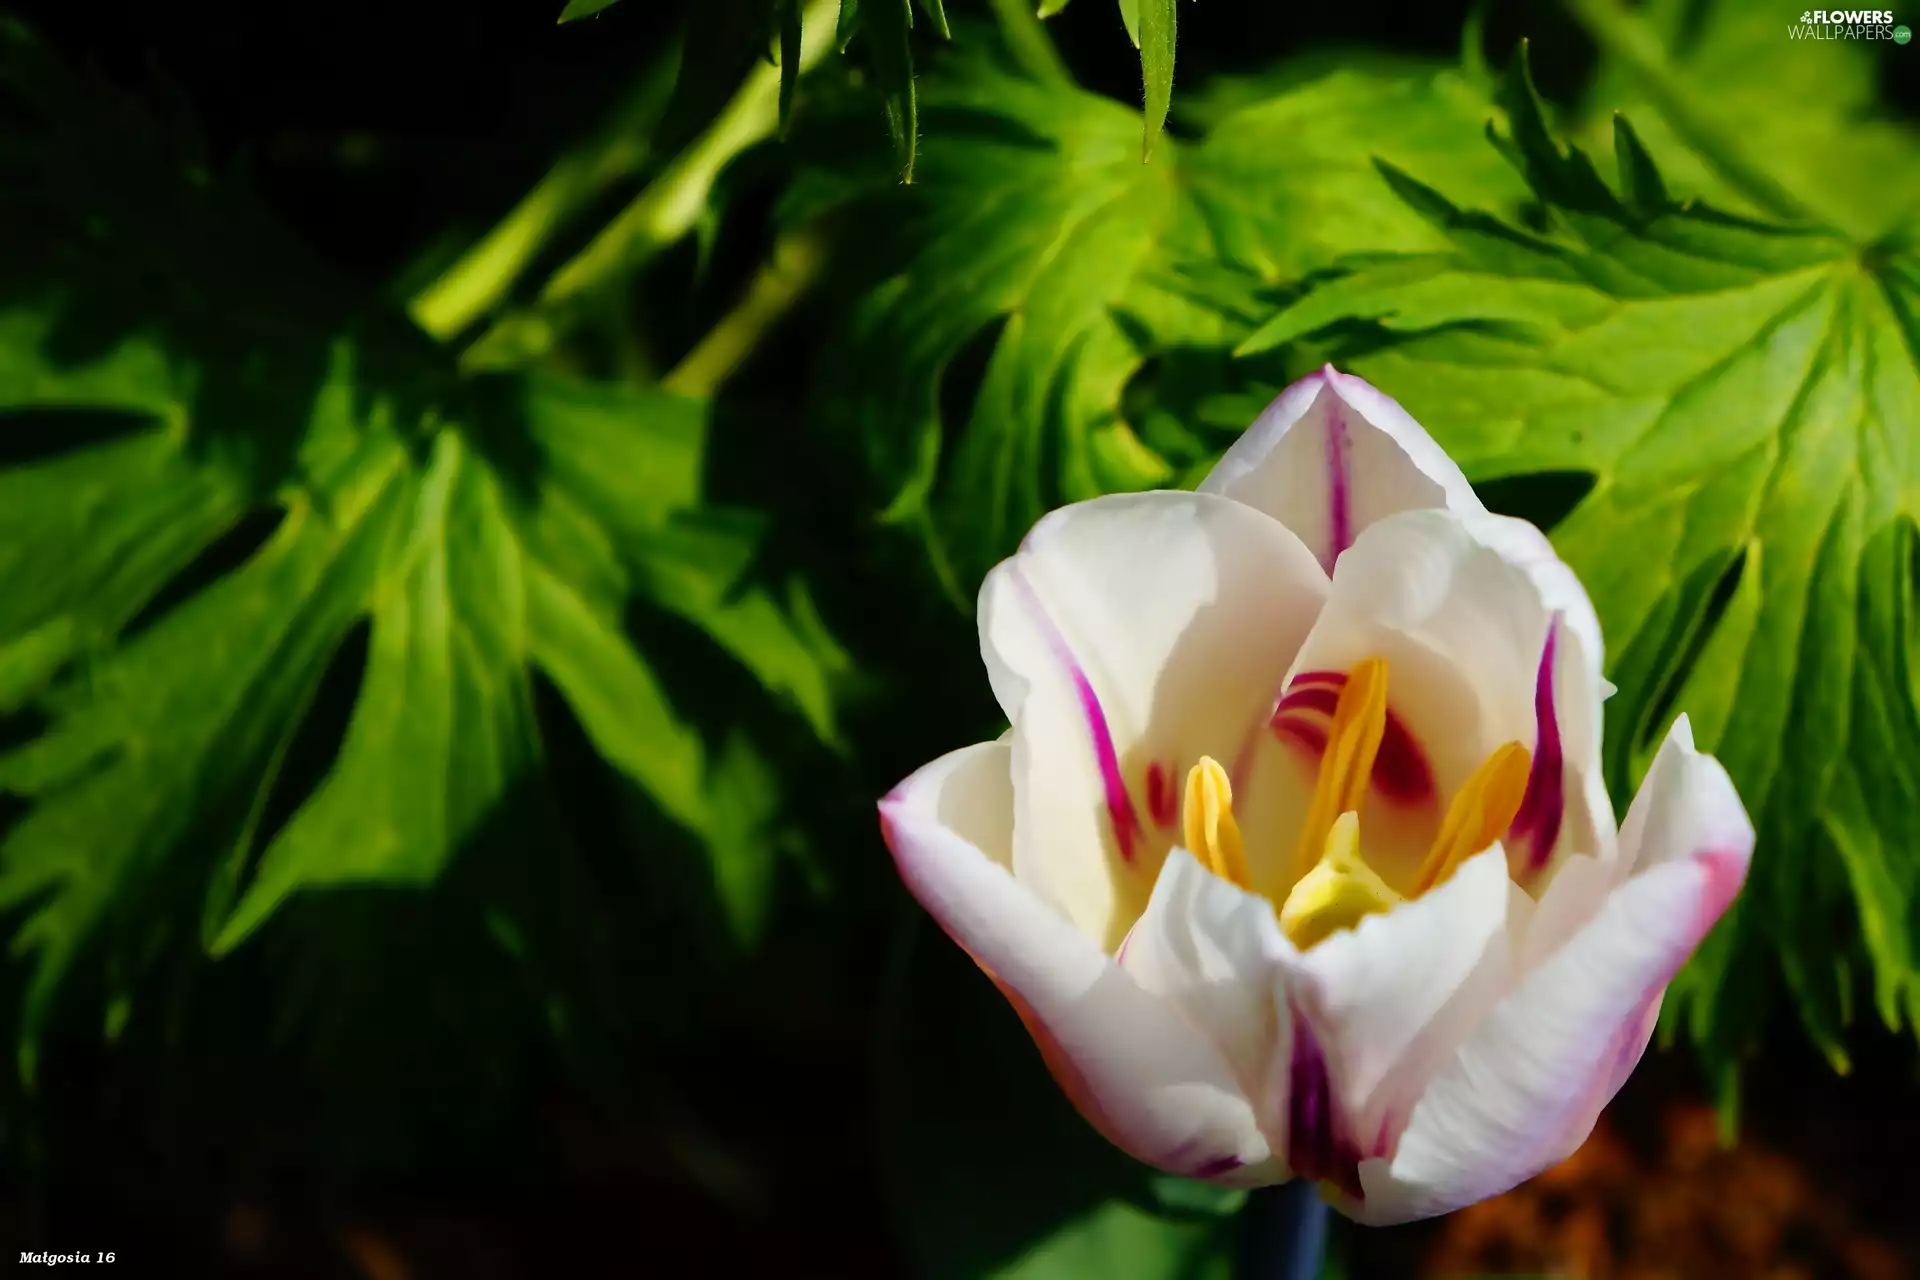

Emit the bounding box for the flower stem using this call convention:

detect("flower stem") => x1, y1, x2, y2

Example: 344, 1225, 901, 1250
1239, 1180, 1330, 1280
1557, 0, 1816, 225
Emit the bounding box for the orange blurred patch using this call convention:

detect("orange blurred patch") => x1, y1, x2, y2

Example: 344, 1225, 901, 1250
1421, 1099, 1906, 1279
339, 1226, 413, 1280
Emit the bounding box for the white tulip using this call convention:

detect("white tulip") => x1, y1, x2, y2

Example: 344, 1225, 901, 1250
880, 366, 1752, 1223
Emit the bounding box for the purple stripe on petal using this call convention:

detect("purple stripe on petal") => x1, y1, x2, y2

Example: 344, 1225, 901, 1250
1286, 1000, 1366, 1202
1372, 718, 1437, 807
1321, 367, 1354, 574
1011, 569, 1143, 862
1270, 671, 1437, 807
1273, 718, 1330, 757
1191, 1154, 1245, 1180
1510, 617, 1566, 873
1146, 760, 1179, 830
1274, 685, 1340, 718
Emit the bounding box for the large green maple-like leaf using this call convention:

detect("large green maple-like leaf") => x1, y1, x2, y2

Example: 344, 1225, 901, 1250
0, 342, 846, 1079
1568, 0, 1920, 240
819, 41, 1530, 595
1240, 52, 1920, 1088
0, 26, 845, 1081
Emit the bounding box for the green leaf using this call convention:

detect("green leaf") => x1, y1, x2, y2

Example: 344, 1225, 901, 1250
1137, 0, 1175, 159
915, 0, 952, 41
1039, 0, 1077, 19
652, 0, 780, 155
1570, 0, 1920, 239
1243, 51, 1920, 1079
0, 364, 840, 1072
0, 33, 846, 1078
778, 0, 804, 132
862, 0, 919, 181
558, 0, 623, 20
991, 1199, 1237, 1279
207, 428, 534, 953
1117, 0, 1141, 47
819, 43, 1529, 593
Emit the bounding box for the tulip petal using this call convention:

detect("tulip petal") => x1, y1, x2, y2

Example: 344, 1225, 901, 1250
1119, 847, 1293, 1179
880, 741, 1276, 1180
1617, 715, 1754, 883
1349, 718, 1752, 1224
1286, 508, 1611, 890
1451, 510, 1615, 882
1201, 366, 1484, 574
1283, 845, 1515, 1191
980, 491, 1329, 949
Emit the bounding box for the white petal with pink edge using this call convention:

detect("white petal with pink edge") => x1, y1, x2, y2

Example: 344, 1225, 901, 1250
1616, 716, 1754, 883
879, 741, 1276, 1180
978, 491, 1328, 949
1346, 716, 1752, 1224
1200, 366, 1484, 575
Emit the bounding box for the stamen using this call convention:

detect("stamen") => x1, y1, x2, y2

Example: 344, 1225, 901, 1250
1278, 812, 1404, 950
1412, 741, 1532, 893
1183, 757, 1251, 890
1290, 657, 1390, 880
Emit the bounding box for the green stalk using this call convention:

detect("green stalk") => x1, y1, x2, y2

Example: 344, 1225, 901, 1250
425, 0, 841, 367
662, 230, 827, 396
988, 0, 1073, 86
408, 44, 680, 340
541, 0, 840, 312
1559, 0, 1816, 225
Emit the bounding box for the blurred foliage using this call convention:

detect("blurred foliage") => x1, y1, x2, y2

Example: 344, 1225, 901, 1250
0, 14, 848, 1085
1568, 0, 1920, 239
0, 0, 1916, 1274
810, 32, 1528, 594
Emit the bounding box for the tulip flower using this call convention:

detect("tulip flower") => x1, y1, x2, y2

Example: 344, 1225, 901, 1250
878, 366, 1753, 1224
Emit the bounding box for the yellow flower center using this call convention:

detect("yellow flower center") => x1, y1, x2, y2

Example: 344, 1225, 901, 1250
1278, 810, 1400, 950
1179, 657, 1533, 949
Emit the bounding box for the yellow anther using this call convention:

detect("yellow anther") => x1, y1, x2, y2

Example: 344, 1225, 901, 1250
1278, 811, 1404, 950
1412, 740, 1532, 894
1183, 756, 1252, 890
1291, 657, 1390, 880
